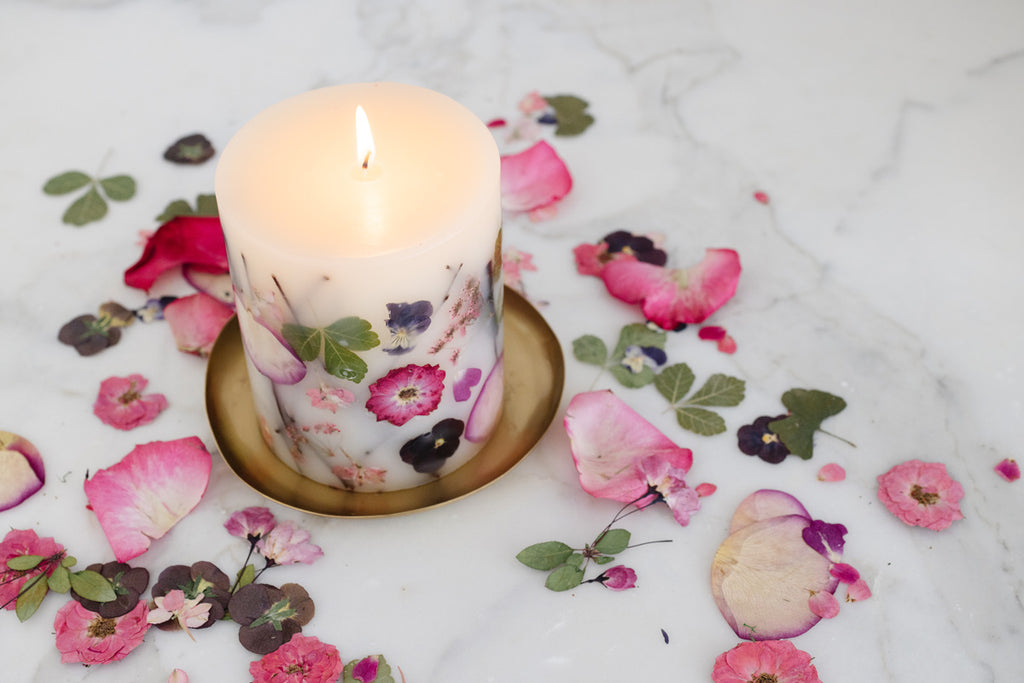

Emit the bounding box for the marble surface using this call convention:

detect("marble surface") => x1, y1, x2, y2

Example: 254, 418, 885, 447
2, 0, 1022, 680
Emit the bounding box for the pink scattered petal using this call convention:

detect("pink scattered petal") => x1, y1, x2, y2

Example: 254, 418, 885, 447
93, 374, 168, 431
124, 216, 228, 291
995, 458, 1020, 482
829, 562, 860, 584
83, 437, 212, 562
846, 578, 873, 602
164, 293, 234, 357
712, 639, 821, 683
696, 482, 718, 497
0, 431, 45, 511
876, 459, 964, 530
699, 326, 727, 341
53, 599, 150, 665
808, 589, 840, 618
729, 489, 810, 535
717, 335, 737, 354
500, 141, 572, 215
753, 191, 770, 205
601, 248, 741, 329
169, 670, 189, 683
817, 463, 847, 482
518, 90, 548, 114
352, 656, 380, 682
565, 390, 692, 504
572, 242, 615, 277
711, 514, 838, 640
486, 118, 507, 128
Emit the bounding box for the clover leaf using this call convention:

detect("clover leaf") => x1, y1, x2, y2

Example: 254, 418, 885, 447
43, 168, 136, 226
655, 363, 745, 436
282, 317, 380, 383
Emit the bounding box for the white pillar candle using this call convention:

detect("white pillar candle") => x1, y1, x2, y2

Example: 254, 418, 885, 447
216, 82, 503, 492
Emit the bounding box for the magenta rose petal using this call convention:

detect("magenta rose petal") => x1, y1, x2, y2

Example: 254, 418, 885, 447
711, 514, 838, 640
0, 432, 45, 511
500, 140, 573, 214
601, 248, 741, 329
124, 215, 228, 291
995, 458, 1020, 482
164, 293, 234, 357
728, 488, 810, 534
83, 437, 212, 562
565, 390, 692, 503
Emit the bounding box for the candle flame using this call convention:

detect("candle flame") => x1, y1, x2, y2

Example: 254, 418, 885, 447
355, 105, 375, 170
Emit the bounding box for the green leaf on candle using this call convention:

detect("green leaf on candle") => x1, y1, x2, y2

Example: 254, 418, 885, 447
282, 324, 322, 362
284, 317, 378, 383
322, 339, 369, 383
323, 317, 380, 351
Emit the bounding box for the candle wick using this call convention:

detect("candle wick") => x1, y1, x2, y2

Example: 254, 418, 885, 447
362, 152, 371, 170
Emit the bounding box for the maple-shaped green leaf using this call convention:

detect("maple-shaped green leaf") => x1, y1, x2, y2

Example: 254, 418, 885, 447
342, 655, 394, 683
543, 94, 595, 136
675, 406, 727, 436
99, 175, 136, 201
769, 389, 848, 459
323, 338, 369, 382
572, 335, 607, 366
324, 317, 380, 351
545, 564, 585, 592
517, 541, 573, 570
654, 363, 696, 403
15, 574, 48, 622
594, 528, 631, 555
686, 374, 746, 407
47, 565, 71, 593
63, 187, 107, 226
69, 569, 117, 603
195, 193, 219, 216
6, 555, 43, 571
43, 171, 91, 195
282, 324, 323, 362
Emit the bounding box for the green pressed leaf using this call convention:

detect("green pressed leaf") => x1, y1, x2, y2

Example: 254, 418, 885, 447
545, 564, 585, 592
61, 555, 77, 568
610, 364, 656, 389
594, 528, 631, 555
63, 187, 108, 226
48, 565, 71, 593
675, 406, 726, 436
43, 171, 91, 195
611, 323, 666, 359
323, 338, 369, 383
195, 193, 219, 216
6, 555, 43, 571
655, 363, 696, 404
770, 389, 848, 459
516, 541, 573, 570
685, 373, 746, 407
323, 317, 380, 351
99, 175, 136, 201
156, 199, 194, 223
69, 569, 117, 603
572, 335, 608, 366
342, 655, 394, 683
544, 94, 595, 136
282, 324, 322, 362
235, 564, 256, 591
593, 555, 614, 565
565, 553, 585, 569
15, 575, 48, 622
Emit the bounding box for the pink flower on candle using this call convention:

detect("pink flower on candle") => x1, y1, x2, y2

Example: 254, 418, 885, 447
93, 374, 168, 430
876, 459, 964, 530
366, 364, 446, 426
53, 599, 150, 665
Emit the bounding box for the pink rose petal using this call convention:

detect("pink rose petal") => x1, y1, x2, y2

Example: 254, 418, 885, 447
729, 489, 810, 534
817, 463, 847, 482
601, 248, 741, 329
0, 431, 45, 511
711, 514, 838, 640
696, 482, 718, 497
500, 141, 572, 214
846, 578, 873, 602
565, 390, 692, 503
164, 293, 234, 357
84, 437, 212, 562
829, 562, 860, 584
124, 216, 228, 291
995, 458, 1020, 482
754, 191, 770, 204
809, 589, 841, 618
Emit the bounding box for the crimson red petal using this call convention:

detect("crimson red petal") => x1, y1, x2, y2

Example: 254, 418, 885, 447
124, 216, 228, 291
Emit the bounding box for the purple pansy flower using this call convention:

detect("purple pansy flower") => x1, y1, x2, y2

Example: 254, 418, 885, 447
383, 300, 433, 355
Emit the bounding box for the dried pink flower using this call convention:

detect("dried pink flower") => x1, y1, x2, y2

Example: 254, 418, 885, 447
307, 384, 355, 413
712, 639, 821, 683
249, 635, 343, 683
597, 565, 637, 591
0, 529, 64, 610
256, 521, 324, 566
224, 506, 277, 542
502, 247, 537, 289
53, 599, 150, 665
876, 459, 964, 530
93, 374, 168, 431
995, 458, 1020, 482
147, 588, 212, 636
365, 364, 446, 426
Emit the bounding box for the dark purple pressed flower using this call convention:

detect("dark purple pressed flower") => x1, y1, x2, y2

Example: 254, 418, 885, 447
603, 230, 668, 266
71, 561, 149, 618
151, 561, 230, 629
620, 345, 667, 374
801, 519, 848, 562
383, 300, 433, 355
400, 418, 465, 474
737, 414, 791, 464
228, 582, 314, 655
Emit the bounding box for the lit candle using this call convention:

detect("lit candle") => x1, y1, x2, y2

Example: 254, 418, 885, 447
216, 83, 503, 492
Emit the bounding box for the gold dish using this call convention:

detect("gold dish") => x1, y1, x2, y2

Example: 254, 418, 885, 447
205, 287, 564, 517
